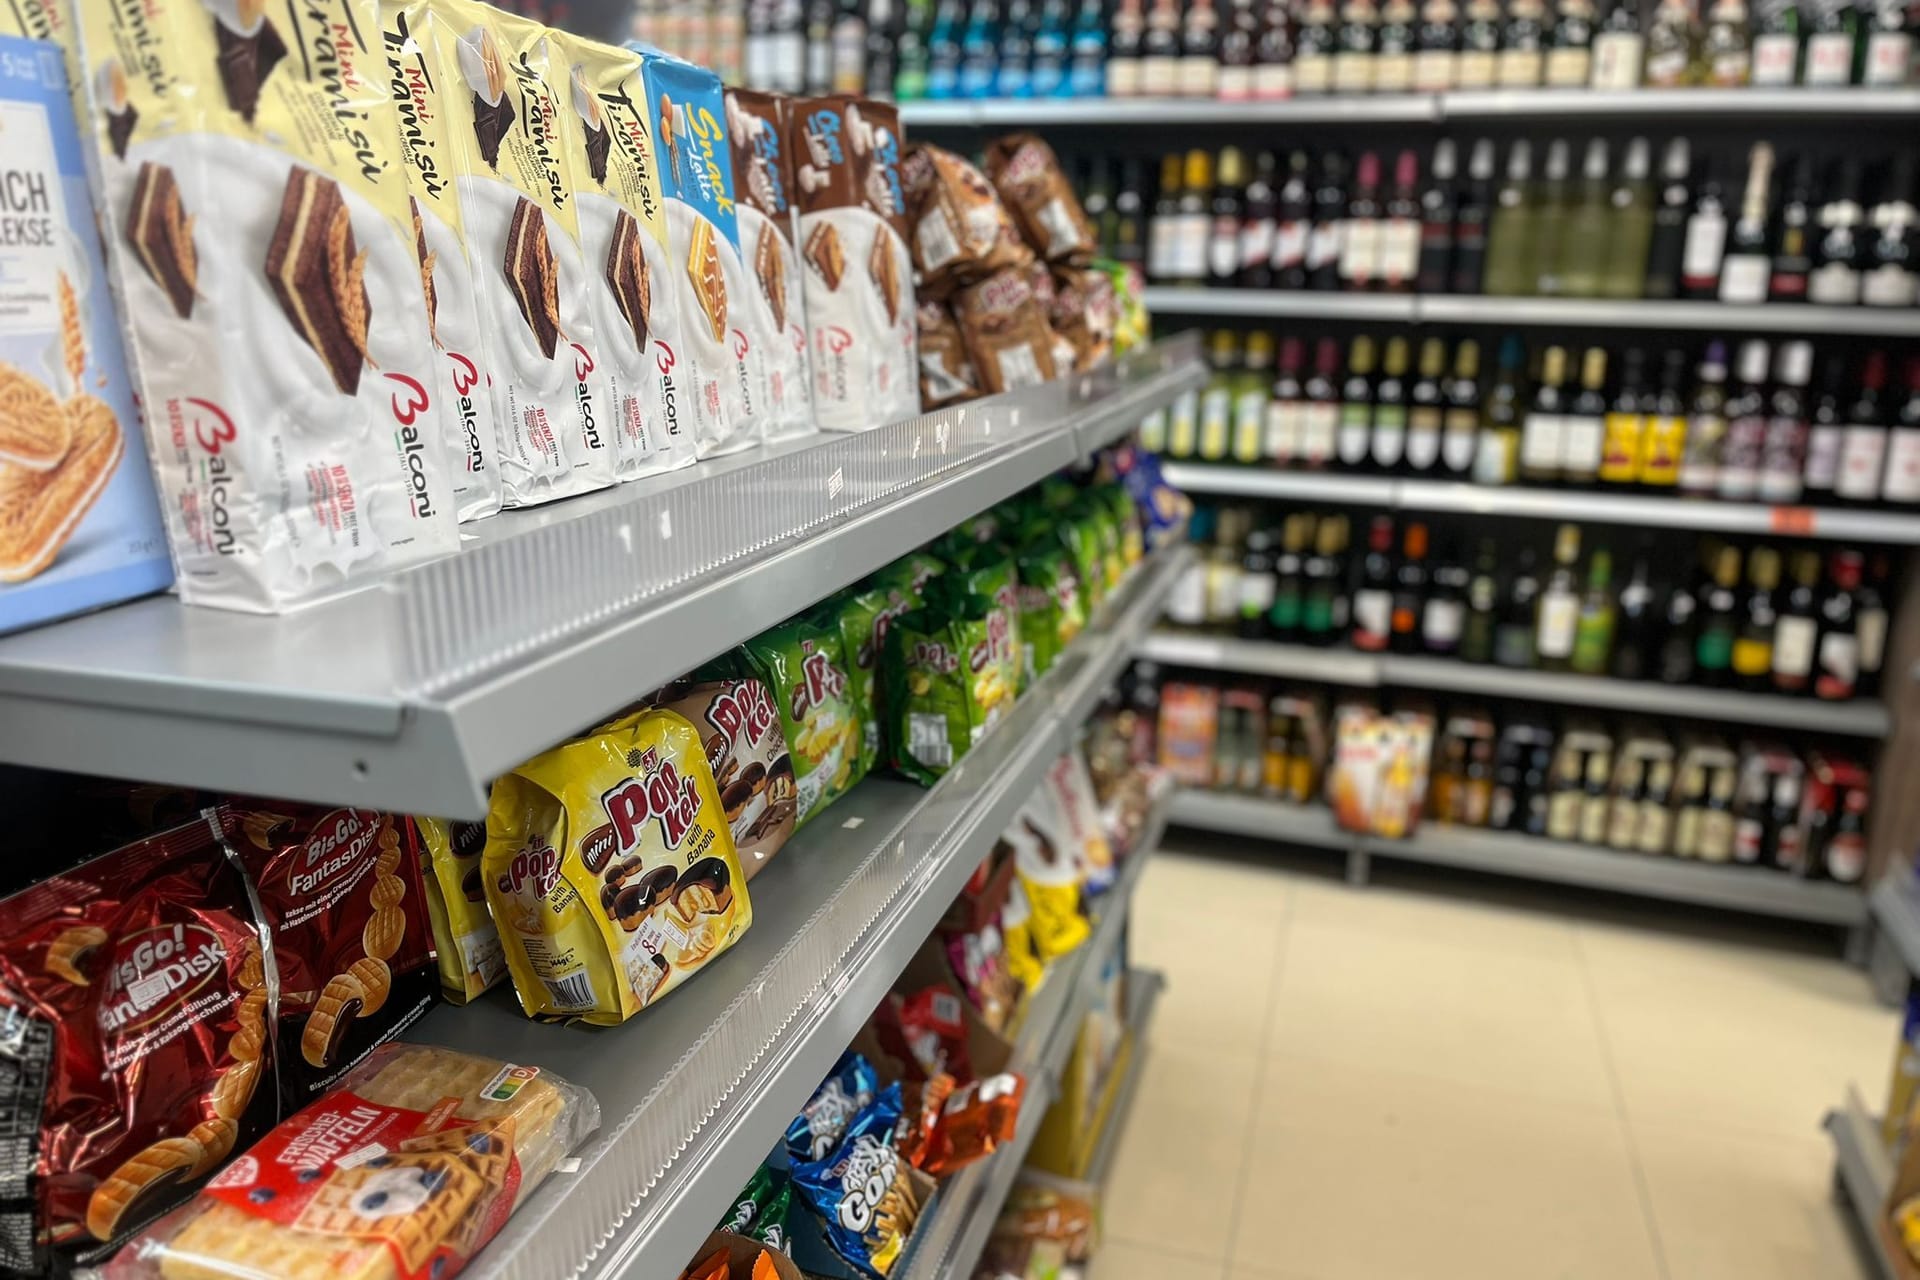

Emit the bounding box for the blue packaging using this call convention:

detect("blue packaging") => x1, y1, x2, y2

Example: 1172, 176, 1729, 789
0, 34, 172, 635
786, 1050, 880, 1162
791, 1081, 908, 1278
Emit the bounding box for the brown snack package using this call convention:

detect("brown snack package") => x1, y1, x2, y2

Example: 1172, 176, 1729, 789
900, 143, 1031, 296
659, 677, 798, 879
1023, 260, 1078, 378
950, 269, 1058, 396
1047, 265, 1117, 373
983, 133, 1097, 266
916, 301, 982, 408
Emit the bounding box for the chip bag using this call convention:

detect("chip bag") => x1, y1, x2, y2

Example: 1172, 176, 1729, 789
884, 593, 1020, 787
832, 580, 925, 783
998, 876, 1045, 991
791, 1083, 919, 1278
659, 678, 798, 879
787, 1052, 880, 1162
1014, 541, 1085, 683
484, 708, 751, 1025
736, 615, 865, 829
418, 817, 508, 1003
1042, 750, 1116, 897
923, 1073, 1025, 1177
1055, 516, 1107, 615
1002, 799, 1089, 961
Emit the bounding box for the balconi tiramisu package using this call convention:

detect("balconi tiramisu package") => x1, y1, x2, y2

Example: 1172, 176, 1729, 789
73, 0, 463, 611
555, 32, 697, 480
402, 0, 616, 507
789, 95, 920, 433
724, 87, 816, 444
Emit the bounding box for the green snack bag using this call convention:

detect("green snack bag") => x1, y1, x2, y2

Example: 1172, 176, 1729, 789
1075, 496, 1124, 594
954, 508, 1002, 545
740, 614, 864, 828
748, 1178, 792, 1251
723, 1165, 780, 1237
1100, 482, 1145, 568
1057, 515, 1107, 613
834, 579, 921, 779
1018, 541, 1086, 678
940, 541, 1025, 694
885, 593, 1020, 787
1037, 476, 1080, 511
872, 550, 945, 598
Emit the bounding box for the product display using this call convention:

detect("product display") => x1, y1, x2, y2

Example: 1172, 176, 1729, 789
727, 87, 819, 442
417, 816, 507, 1002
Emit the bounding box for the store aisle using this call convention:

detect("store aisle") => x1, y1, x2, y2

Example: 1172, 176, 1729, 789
1099, 835, 1891, 1280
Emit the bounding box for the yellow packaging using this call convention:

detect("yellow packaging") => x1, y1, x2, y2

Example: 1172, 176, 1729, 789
483, 708, 752, 1024
417, 816, 507, 1002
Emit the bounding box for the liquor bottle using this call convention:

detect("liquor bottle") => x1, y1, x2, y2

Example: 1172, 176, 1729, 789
1114, 160, 1148, 265
1596, 138, 1655, 299
1814, 549, 1862, 700
1563, 347, 1609, 486
1658, 567, 1699, 682
1174, 149, 1214, 285
1459, 0, 1505, 84
1772, 549, 1820, 693
1642, 347, 1689, 489
1499, 0, 1550, 83
1233, 331, 1275, 463
1220, 0, 1262, 96
1496, 546, 1543, 665
1341, 151, 1385, 290
1731, 547, 1779, 691
1643, 138, 1694, 299
1451, 139, 1496, 293
1759, 340, 1813, 503
1679, 160, 1728, 299
1444, 339, 1484, 477
1703, 0, 1754, 83
1255, 0, 1297, 97
1601, 348, 1648, 486
1335, 0, 1381, 91
1536, 524, 1583, 671
1381, 151, 1423, 290
1539, 142, 1576, 290
1864, 152, 1919, 307
1303, 516, 1350, 645
1141, 0, 1184, 93
927, 0, 965, 95
1824, 785, 1869, 884
1204, 509, 1246, 627
1570, 546, 1616, 674
1239, 151, 1280, 287
1837, 349, 1889, 503
959, 0, 1000, 97
1295, 0, 1339, 90
1476, 334, 1525, 483
1274, 150, 1314, 288
1694, 545, 1741, 687
1029, 0, 1071, 96
1390, 521, 1430, 652
1198, 330, 1239, 461
1239, 528, 1276, 638
1068, 0, 1108, 93
1339, 335, 1379, 468
1425, 537, 1470, 655
1408, 337, 1448, 475
1646, 0, 1703, 82
1419, 140, 1459, 293
1719, 143, 1774, 304
1802, 0, 1859, 83
1307, 151, 1351, 290
1808, 156, 1865, 305
1373, 336, 1412, 471
1352, 515, 1397, 651
1268, 337, 1307, 463
1769, 152, 1814, 301
897, 0, 936, 97
1083, 157, 1115, 254
1591, 0, 1647, 84
1886, 356, 1920, 506
1108, 0, 1147, 92
1863, 0, 1914, 85
1211, 148, 1249, 287
1301, 337, 1342, 465
1377, 0, 1419, 88
1182, 0, 1223, 94
1461, 539, 1502, 662
1751, 0, 1802, 81
1560, 139, 1613, 298
1415, 0, 1462, 86
1718, 339, 1770, 501
746, 0, 774, 87
1522, 344, 1571, 485
1611, 544, 1657, 678
1147, 153, 1181, 280
1483, 141, 1538, 296
1857, 550, 1890, 696
1268, 515, 1307, 637
1548, 0, 1599, 83
1803, 353, 1846, 500
1680, 341, 1730, 498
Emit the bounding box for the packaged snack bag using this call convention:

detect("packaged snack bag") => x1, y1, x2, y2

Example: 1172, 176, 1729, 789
737, 615, 864, 828
1016, 540, 1085, 681
0, 809, 275, 1275
883, 588, 1019, 787
659, 677, 797, 878
0, 23, 174, 635
1055, 512, 1107, 613
1048, 264, 1115, 372
485, 708, 749, 1024
785, 1052, 878, 1162
721, 1165, 793, 1253
1042, 749, 1115, 895
98, 1043, 598, 1280
1097, 480, 1145, 568
898, 143, 1029, 296
790, 1083, 921, 1278
416, 817, 506, 1002
725, 87, 816, 443
940, 540, 1024, 680
221, 806, 439, 1106
1001, 798, 1088, 960
983, 132, 1096, 266
914, 300, 980, 409
73, 0, 462, 611
949, 268, 1057, 396
922, 1073, 1025, 1176
831, 576, 924, 782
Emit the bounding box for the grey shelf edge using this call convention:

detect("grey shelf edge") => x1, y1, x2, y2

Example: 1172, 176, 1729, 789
1137, 630, 1382, 686
1143, 287, 1419, 322
1871, 875, 1920, 979
1084, 968, 1166, 1188
1167, 787, 1357, 851
1443, 87, 1920, 117
1827, 1090, 1901, 1280
1161, 462, 1398, 506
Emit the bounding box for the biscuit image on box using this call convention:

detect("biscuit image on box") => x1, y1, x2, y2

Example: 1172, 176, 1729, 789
125, 162, 197, 319
95, 58, 138, 160
571, 64, 610, 186
294, 1153, 487, 1273
804, 222, 844, 290
0, 394, 125, 582
604, 209, 651, 353
754, 225, 786, 332
456, 24, 515, 169
0, 364, 69, 472
265, 166, 374, 396
504, 196, 561, 359
410, 198, 441, 347
685, 217, 727, 343
870, 227, 901, 325
209, 0, 288, 125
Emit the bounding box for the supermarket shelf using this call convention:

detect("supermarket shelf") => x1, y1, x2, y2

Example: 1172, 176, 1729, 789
1162, 462, 1398, 506
0, 342, 1202, 820
1143, 287, 1419, 322
1870, 874, 1920, 980
1827, 1090, 1900, 1280
1167, 787, 1356, 851
1084, 968, 1165, 1188
1137, 630, 1381, 687
1054, 545, 1198, 735
416, 550, 1187, 1280
1443, 86, 1920, 118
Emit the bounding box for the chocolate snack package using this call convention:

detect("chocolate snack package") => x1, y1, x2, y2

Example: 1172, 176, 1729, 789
725, 87, 817, 444
416, 816, 506, 1002
1047, 264, 1115, 374
983, 133, 1097, 266
915, 301, 980, 409
0, 809, 276, 1276
636, 46, 764, 458
659, 677, 797, 879
788, 95, 920, 432
899, 143, 1029, 297
72, 0, 462, 611
220, 805, 439, 1108
950, 269, 1057, 397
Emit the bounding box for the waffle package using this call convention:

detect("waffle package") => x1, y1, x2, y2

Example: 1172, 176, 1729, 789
0, 810, 276, 1275
484, 707, 753, 1024
416, 817, 507, 1002
724, 87, 815, 443
97, 1043, 598, 1280
789, 95, 919, 432
73, 0, 463, 611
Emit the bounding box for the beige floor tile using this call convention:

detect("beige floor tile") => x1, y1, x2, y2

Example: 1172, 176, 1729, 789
1228, 1057, 1663, 1280
1130, 849, 1289, 1058
1093, 1238, 1225, 1280
1102, 1042, 1259, 1258
1288, 873, 1583, 960
1633, 1120, 1862, 1280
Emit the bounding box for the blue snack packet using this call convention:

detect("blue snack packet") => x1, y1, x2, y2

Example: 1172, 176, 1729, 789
792, 1082, 911, 1277
786, 1051, 879, 1161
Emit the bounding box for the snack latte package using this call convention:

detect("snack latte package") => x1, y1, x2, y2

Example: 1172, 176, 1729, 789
789, 95, 920, 432
484, 707, 752, 1024
552, 32, 696, 480
397, 0, 615, 507
72, 0, 463, 611
724, 87, 815, 443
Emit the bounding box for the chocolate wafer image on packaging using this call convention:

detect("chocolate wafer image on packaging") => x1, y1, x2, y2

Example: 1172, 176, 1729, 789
572, 63, 611, 184
125, 161, 196, 319
95, 57, 138, 159
457, 23, 514, 167
504, 195, 561, 359
265, 166, 374, 396
870, 224, 901, 325
210, 0, 288, 124
805, 222, 844, 290
755, 226, 785, 331
603, 208, 651, 351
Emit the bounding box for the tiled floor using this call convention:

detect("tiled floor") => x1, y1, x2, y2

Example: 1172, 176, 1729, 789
1097, 832, 1892, 1280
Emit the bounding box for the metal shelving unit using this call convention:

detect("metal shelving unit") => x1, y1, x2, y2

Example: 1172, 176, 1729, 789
1138, 630, 1381, 687
900, 94, 1437, 126
1167, 787, 1353, 851
1142, 287, 1419, 322
1442, 87, 1920, 118
1160, 464, 1399, 506
1828, 1090, 1902, 1280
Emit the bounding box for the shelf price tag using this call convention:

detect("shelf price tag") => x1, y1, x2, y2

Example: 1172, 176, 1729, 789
1769, 507, 1817, 535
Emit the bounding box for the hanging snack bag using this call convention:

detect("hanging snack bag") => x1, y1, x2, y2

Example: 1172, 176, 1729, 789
736, 614, 864, 828
982, 133, 1096, 266
883, 581, 1020, 787
417, 817, 506, 1002
726, 87, 817, 443
949, 268, 1057, 397
98, 1043, 598, 1280
485, 708, 751, 1024
659, 677, 797, 878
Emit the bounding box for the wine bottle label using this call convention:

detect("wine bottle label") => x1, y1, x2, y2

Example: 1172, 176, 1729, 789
1295, 51, 1333, 92
1679, 414, 1725, 493
1255, 62, 1296, 97
1167, 563, 1207, 624
1375, 51, 1414, 90
1865, 32, 1914, 85
1352, 589, 1392, 645
1759, 417, 1807, 503
1407, 409, 1443, 471
1107, 57, 1143, 95
1175, 215, 1211, 278
1306, 220, 1345, 271
1718, 254, 1770, 304
1773, 616, 1816, 677
1718, 415, 1766, 500
1637, 804, 1671, 855
1640, 415, 1685, 485
1209, 224, 1243, 280
1815, 632, 1859, 697
1547, 792, 1582, 842
1334, 52, 1374, 93
1139, 407, 1169, 453
1859, 607, 1889, 676
1413, 49, 1457, 89
1537, 594, 1578, 656
1544, 47, 1590, 86
1337, 405, 1372, 464
1241, 218, 1277, 272
1732, 635, 1773, 677
1275, 220, 1310, 269
1807, 262, 1861, 304
1803, 424, 1842, 493
1372, 409, 1407, 466
1300, 402, 1339, 463
1219, 64, 1255, 98
1240, 573, 1278, 615
1520, 412, 1566, 474
1146, 218, 1174, 278
1695, 625, 1734, 672
1379, 219, 1422, 285
1168, 389, 1200, 456
1456, 48, 1497, 85
1473, 428, 1517, 484
1600, 413, 1644, 483
1883, 428, 1920, 503
1590, 33, 1644, 87
1804, 32, 1855, 84
1828, 830, 1866, 883
1561, 413, 1605, 478
1199, 389, 1233, 459
1142, 55, 1181, 95
1443, 409, 1479, 474
1233, 392, 1268, 462
1644, 46, 1689, 85
1680, 214, 1728, 286
1837, 425, 1888, 500
1496, 47, 1543, 85
1862, 265, 1920, 308
1423, 598, 1465, 647
1268, 399, 1304, 462
1340, 219, 1383, 284
1181, 57, 1220, 95
1750, 33, 1799, 83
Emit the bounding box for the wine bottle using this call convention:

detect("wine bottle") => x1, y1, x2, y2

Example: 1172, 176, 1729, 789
1335, 0, 1381, 91
1703, 0, 1754, 83
1884, 355, 1920, 506
1563, 347, 1609, 487
1381, 150, 1423, 290
1719, 143, 1774, 304
1268, 337, 1307, 464
1307, 151, 1351, 290
1808, 155, 1865, 305
1611, 544, 1657, 679
1863, 0, 1915, 85
1598, 137, 1654, 299
1390, 521, 1430, 652
1570, 546, 1617, 675
1759, 340, 1813, 504
1803, 0, 1859, 84
1415, 0, 1462, 86
1645, 0, 1703, 83
1339, 335, 1378, 469
1295, 0, 1339, 90
1239, 150, 1280, 287
1679, 159, 1728, 300
1642, 347, 1689, 490
1373, 336, 1411, 472
1408, 338, 1449, 476
1864, 151, 1919, 307
1499, 0, 1550, 84
1341, 150, 1386, 291
1419, 139, 1460, 293
1813, 549, 1862, 700
1461, 538, 1501, 662
1695, 544, 1741, 688
1643, 137, 1694, 299
1300, 337, 1342, 466
1458, 0, 1504, 83
1377, 0, 1419, 88
1181, 0, 1223, 95
1275, 149, 1314, 288
1352, 515, 1397, 651
1731, 547, 1779, 692
1220, 0, 1262, 97
1750, 0, 1802, 82
1483, 140, 1538, 296
1802, 353, 1847, 501
1255, 0, 1298, 97
1522, 344, 1571, 485
1497, 545, 1543, 666
1560, 138, 1613, 297
1769, 152, 1814, 301
1718, 339, 1770, 502
1146, 153, 1182, 280
1141, 0, 1184, 93
1591, 0, 1647, 84
1233, 332, 1275, 463
1600, 347, 1648, 487
1424, 536, 1470, 655
1210, 147, 1249, 287
1836, 349, 1889, 504
1772, 549, 1819, 694
1451, 139, 1497, 293
1535, 523, 1583, 672
1476, 334, 1525, 484
1547, 0, 1598, 84
1108, 0, 1147, 93
1679, 340, 1730, 498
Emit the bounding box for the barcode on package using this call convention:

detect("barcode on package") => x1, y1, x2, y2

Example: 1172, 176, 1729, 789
915, 211, 961, 271
542, 970, 596, 1011
909, 713, 953, 769
995, 344, 1046, 390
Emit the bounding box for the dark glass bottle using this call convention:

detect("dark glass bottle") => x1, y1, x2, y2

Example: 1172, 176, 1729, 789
1308, 151, 1352, 291
1772, 549, 1820, 695
1113, 159, 1148, 267
1451, 138, 1496, 294
1694, 545, 1741, 688
1643, 137, 1694, 300
1418, 139, 1460, 294
1220, 0, 1263, 97
1679, 159, 1729, 301
1423, 535, 1469, 655
1274, 149, 1314, 290
1269, 515, 1308, 638
1657, 568, 1699, 684
1461, 538, 1501, 663
1610, 543, 1657, 680
1495, 546, 1543, 667
1240, 150, 1280, 288
1732, 547, 1780, 692
1239, 529, 1276, 639
1864, 151, 1920, 309
1211, 147, 1249, 288
1814, 549, 1863, 701
1809, 155, 1866, 306
1352, 515, 1397, 652
1390, 521, 1431, 653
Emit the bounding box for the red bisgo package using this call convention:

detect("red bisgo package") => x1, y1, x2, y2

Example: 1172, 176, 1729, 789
221, 806, 439, 1110
0, 808, 275, 1277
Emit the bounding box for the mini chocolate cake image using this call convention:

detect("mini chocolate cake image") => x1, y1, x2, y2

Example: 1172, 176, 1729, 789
870, 226, 901, 325
504, 196, 560, 359
124, 162, 197, 319
95, 58, 137, 160
265, 166, 373, 396
456, 24, 515, 169
604, 208, 651, 353
206, 0, 286, 124
804, 222, 844, 291
410, 197, 440, 347
571, 64, 610, 186
754, 225, 786, 333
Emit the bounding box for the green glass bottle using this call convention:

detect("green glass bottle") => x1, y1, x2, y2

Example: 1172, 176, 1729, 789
1232, 332, 1276, 464
1531, 139, 1573, 296
1460, 537, 1501, 663
1559, 139, 1612, 298
1600, 137, 1655, 299
1570, 546, 1616, 674
1198, 329, 1239, 462
1483, 140, 1537, 296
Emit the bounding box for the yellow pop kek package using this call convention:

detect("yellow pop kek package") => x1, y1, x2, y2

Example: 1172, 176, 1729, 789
417, 817, 507, 1003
